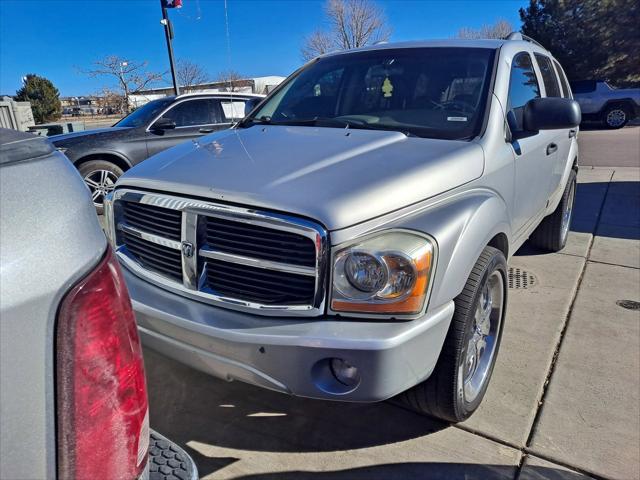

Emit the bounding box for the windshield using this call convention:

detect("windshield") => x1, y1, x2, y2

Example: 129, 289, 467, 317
114, 98, 173, 128
248, 47, 496, 140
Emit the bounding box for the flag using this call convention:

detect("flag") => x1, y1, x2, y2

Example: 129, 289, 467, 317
162, 0, 182, 8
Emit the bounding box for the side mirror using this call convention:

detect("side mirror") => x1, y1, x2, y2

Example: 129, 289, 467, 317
523, 97, 581, 132
244, 98, 262, 116
151, 117, 176, 131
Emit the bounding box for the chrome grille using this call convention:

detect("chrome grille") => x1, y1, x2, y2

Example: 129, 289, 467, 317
205, 259, 316, 305
205, 216, 316, 267
121, 231, 183, 282
122, 201, 182, 241
109, 190, 327, 316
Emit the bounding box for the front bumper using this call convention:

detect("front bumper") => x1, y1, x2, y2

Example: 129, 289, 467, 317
125, 267, 454, 402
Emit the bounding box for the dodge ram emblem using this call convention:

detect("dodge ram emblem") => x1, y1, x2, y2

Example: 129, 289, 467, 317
181, 241, 194, 258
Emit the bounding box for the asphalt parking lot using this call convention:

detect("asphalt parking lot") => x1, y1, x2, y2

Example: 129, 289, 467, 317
142, 130, 640, 480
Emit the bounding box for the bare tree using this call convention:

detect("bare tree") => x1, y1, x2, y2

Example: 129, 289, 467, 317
84, 55, 164, 112
216, 70, 245, 92
177, 60, 210, 92
96, 87, 127, 115
301, 0, 391, 60
456, 19, 514, 40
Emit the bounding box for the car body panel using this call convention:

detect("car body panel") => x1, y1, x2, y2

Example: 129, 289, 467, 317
125, 266, 454, 402
118, 126, 485, 231
0, 131, 107, 479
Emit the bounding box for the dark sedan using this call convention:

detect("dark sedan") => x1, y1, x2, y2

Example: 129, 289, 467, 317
51, 92, 263, 212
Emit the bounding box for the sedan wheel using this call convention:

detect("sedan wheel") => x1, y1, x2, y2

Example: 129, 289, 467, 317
77, 160, 124, 214
84, 169, 118, 207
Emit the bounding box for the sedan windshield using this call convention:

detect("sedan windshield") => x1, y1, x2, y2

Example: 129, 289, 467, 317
114, 98, 173, 128
247, 47, 496, 140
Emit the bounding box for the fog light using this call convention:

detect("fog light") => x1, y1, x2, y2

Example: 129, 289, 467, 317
330, 358, 360, 387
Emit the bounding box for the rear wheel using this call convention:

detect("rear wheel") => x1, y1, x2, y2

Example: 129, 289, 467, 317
530, 170, 576, 252
78, 160, 123, 214
602, 104, 629, 129
397, 246, 507, 423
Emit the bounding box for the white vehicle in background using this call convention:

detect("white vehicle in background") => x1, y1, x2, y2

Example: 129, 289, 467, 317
570, 80, 640, 128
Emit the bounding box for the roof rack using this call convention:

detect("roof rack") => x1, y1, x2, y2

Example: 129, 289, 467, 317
505, 32, 545, 49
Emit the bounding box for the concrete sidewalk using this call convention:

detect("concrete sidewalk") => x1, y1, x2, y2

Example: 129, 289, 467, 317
145, 167, 640, 480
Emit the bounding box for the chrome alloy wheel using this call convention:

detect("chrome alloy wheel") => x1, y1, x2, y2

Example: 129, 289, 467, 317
463, 271, 504, 403
561, 179, 576, 244
84, 169, 118, 207
606, 108, 626, 128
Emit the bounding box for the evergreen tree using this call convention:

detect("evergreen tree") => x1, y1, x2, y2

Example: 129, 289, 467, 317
15, 74, 62, 123
520, 0, 640, 87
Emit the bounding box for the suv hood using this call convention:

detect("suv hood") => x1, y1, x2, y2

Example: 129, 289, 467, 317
118, 126, 484, 231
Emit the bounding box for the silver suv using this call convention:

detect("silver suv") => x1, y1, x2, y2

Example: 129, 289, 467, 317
105, 34, 580, 422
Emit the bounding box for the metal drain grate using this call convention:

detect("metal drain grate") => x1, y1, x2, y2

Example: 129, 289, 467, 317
508, 267, 537, 289
616, 300, 640, 311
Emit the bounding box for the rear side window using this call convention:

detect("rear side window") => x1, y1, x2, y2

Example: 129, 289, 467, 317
570, 80, 597, 94
552, 60, 571, 98
534, 54, 562, 97
163, 99, 222, 127
220, 100, 247, 122
507, 52, 541, 131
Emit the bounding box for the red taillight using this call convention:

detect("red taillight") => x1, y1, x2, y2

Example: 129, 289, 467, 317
57, 248, 149, 480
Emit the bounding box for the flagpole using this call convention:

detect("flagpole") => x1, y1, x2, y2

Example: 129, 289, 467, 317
160, 0, 180, 96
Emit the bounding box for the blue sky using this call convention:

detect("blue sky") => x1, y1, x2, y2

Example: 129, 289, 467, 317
0, 0, 527, 96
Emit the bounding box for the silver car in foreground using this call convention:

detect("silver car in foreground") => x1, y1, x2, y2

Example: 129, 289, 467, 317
0, 129, 197, 480
105, 34, 580, 422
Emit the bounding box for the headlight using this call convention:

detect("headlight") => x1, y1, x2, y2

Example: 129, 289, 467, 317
330, 231, 435, 316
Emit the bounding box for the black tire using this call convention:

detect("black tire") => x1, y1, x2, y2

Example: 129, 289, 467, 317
602, 104, 630, 129
397, 246, 507, 423
530, 170, 577, 252
77, 160, 123, 214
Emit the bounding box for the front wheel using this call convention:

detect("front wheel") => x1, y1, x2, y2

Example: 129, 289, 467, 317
78, 160, 123, 214
397, 246, 507, 423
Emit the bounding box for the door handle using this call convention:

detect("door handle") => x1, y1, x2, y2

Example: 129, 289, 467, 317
546, 143, 558, 155
568, 129, 577, 138
199, 128, 214, 133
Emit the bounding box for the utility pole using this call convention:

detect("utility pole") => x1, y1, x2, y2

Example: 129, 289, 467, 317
160, 0, 180, 96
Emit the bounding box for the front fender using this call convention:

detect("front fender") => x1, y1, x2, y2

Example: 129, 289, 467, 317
332, 188, 511, 313
72, 149, 133, 169
424, 190, 510, 309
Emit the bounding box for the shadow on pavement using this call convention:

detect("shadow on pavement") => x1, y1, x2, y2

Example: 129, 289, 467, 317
221, 463, 589, 480
146, 349, 447, 454
146, 351, 590, 479
516, 181, 639, 257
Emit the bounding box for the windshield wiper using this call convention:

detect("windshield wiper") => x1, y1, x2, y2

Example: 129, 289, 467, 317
269, 117, 361, 129
237, 115, 273, 128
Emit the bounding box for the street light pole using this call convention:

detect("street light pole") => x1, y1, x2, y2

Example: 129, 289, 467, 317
160, 0, 180, 96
